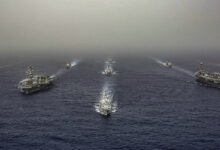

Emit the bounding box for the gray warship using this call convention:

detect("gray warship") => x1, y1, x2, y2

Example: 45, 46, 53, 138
165, 60, 172, 68
18, 66, 56, 94
195, 62, 220, 88
102, 65, 114, 77
66, 63, 71, 69
98, 90, 113, 116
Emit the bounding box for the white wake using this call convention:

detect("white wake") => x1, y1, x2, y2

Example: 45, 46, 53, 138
54, 59, 80, 77
71, 60, 80, 67
172, 66, 194, 77
154, 58, 167, 67
154, 58, 194, 77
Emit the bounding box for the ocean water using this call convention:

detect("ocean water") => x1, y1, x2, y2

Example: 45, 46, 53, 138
0, 56, 220, 150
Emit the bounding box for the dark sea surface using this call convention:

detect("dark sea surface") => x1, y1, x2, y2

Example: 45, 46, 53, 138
0, 56, 220, 150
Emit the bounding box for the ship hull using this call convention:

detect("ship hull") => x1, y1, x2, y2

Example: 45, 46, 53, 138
100, 109, 111, 116
105, 73, 112, 77
19, 83, 53, 94
102, 72, 112, 77
195, 76, 220, 88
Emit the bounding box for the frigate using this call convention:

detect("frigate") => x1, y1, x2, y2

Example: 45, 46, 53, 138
195, 62, 220, 88
18, 66, 55, 94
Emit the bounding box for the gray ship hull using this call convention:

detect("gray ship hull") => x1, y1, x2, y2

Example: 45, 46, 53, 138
100, 109, 111, 116
20, 83, 53, 94
195, 74, 220, 88
105, 73, 112, 77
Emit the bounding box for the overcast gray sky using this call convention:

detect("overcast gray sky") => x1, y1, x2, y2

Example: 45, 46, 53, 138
0, 0, 220, 54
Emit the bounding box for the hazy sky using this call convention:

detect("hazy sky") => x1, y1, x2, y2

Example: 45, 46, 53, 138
0, 0, 220, 54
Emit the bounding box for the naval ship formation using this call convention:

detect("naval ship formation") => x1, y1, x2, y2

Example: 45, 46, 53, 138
16, 58, 220, 118
18, 59, 220, 94
156, 59, 220, 89
18, 66, 55, 94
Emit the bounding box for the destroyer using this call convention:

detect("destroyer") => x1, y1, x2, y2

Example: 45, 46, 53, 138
195, 62, 220, 88
18, 66, 55, 94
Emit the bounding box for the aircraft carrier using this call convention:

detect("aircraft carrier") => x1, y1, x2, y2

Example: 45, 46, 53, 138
18, 66, 55, 94
195, 62, 220, 88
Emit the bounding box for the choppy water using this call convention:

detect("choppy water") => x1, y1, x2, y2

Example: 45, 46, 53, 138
0, 56, 220, 150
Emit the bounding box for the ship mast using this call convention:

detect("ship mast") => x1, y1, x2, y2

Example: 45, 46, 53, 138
26, 66, 34, 79
199, 62, 204, 72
